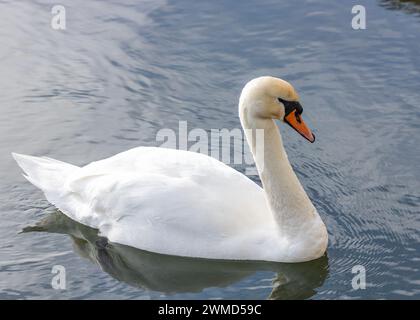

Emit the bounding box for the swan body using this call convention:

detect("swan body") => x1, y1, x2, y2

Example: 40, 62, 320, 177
13, 76, 328, 262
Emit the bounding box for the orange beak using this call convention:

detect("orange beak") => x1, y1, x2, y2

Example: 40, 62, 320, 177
284, 110, 315, 143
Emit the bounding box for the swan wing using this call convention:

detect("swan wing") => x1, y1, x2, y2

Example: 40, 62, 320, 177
14, 148, 276, 259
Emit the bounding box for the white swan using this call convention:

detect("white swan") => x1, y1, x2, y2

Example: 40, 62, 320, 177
13, 76, 328, 262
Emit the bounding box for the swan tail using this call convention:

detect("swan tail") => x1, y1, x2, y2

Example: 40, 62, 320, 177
12, 153, 79, 192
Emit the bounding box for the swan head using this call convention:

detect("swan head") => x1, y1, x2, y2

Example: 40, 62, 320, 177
239, 76, 315, 143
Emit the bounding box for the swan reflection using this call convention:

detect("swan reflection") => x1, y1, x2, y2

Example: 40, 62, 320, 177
23, 211, 329, 299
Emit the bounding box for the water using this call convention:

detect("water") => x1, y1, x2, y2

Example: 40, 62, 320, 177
0, 0, 419, 299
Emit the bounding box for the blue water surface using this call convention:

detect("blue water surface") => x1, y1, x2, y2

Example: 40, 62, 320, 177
0, 0, 419, 299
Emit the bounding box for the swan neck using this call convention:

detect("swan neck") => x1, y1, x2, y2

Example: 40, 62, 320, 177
242, 118, 315, 232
